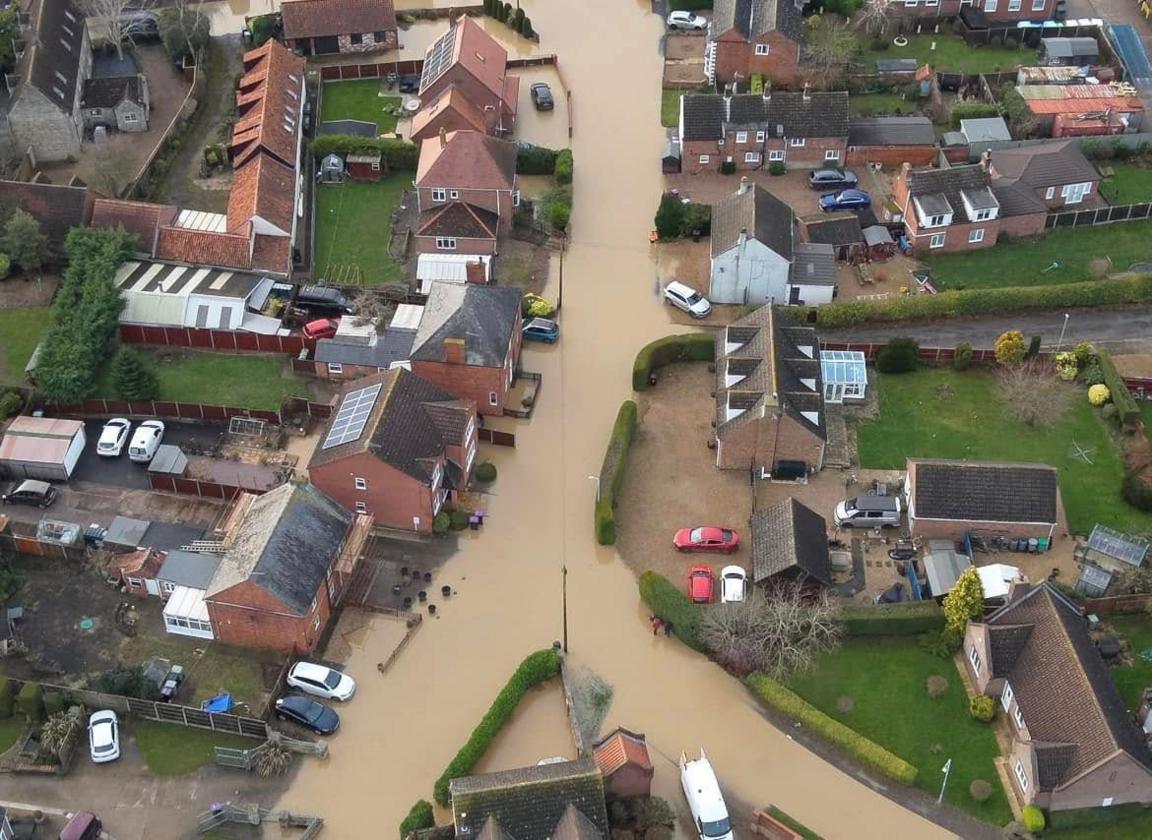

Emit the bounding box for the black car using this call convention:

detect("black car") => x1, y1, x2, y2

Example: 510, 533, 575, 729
1, 479, 57, 508
530, 83, 554, 111
808, 168, 859, 190
294, 284, 353, 317
274, 695, 341, 735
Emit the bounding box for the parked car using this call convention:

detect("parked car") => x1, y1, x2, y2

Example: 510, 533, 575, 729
295, 285, 352, 317
667, 10, 707, 30
663, 281, 712, 319
303, 317, 340, 340
159, 665, 185, 702
819, 189, 871, 212
808, 168, 859, 190
128, 420, 165, 463
687, 564, 714, 604
274, 694, 341, 735
88, 710, 120, 764
680, 749, 734, 840
522, 317, 559, 343
673, 526, 739, 554
96, 418, 132, 457
58, 811, 103, 840
286, 661, 356, 701
1, 479, 57, 508
719, 566, 747, 603
833, 495, 902, 528
530, 82, 554, 111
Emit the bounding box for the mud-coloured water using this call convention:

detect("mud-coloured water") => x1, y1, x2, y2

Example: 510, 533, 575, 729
277, 2, 956, 837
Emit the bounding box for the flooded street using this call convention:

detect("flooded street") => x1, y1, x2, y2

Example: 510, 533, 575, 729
279, 2, 954, 838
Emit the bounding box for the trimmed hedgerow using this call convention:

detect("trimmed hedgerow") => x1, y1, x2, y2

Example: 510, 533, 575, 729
638, 571, 704, 652
595, 400, 637, 545
311, 135, 419, 170
632, 333, 715, 391
1098, 349, 1140, 429
16, 681, 43, 723
839, 602, 945, 637
399, 799, 435, 839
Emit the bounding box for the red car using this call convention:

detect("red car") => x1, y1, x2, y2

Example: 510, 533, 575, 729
673, 526, 740, 554
303, 317, 340, 340
687, 565, 714, 604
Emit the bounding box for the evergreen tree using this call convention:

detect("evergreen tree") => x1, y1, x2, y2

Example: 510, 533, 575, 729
521, 16, 534, 38
2, 209, 49, 274
111, 346, 160, 401
512, 7, 525, 32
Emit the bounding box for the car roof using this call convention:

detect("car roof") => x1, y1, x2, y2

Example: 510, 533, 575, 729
526, 317, 556, 329
279, 694, 318, 709
682, 756, 728, 820
292, 661, 334, 680
16, 479, 51, 493
666, 280, 697, 295
90, 709, 116, 722
848, 495, 899, 511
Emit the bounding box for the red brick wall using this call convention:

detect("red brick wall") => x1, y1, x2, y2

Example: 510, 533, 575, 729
309, 450, 437, 532
413, 234, 496, 255
415, 187, 514, 230
409, 321, 520, 416
713, 31, 800, 86
716, 414, 825, 472
999, 211, 1046, 239
764, 137, 848, 169
208, 578, 332, 654
846, 145, 937, 168
909, 516, 1053, 540
680, 135, 847, 173
605, 765, 654, 799
898, 0, 1053, 22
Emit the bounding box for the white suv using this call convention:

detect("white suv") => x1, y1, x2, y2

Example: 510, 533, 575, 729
664, 281, 712, 319
128, 420, 165, 463
287, 661, 357, 701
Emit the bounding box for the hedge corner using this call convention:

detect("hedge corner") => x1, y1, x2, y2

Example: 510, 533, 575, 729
632, 333, 715, 391
594, 400, 638, 546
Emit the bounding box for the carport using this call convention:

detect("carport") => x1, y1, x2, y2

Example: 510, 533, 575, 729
162, 585, 214, 640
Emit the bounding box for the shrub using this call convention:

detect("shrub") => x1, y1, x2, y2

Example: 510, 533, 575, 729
0, 253, 10, 279
3, 211, 47, 272
638, 571, 703, 652
248, 13, 278, 45
1122, 470, 1152, 511
926, 675, 948, 698
1025, 334, 1042, 360
158, 6, 210, 63
92, 666, 160, 700
16, 681, 43, 722
522, 293, 556, 318
543, 186, 572, 231
1022, 805, 1046, 833
952, 342, 973, 371
520, 16, 534, 38
680, 202, 711, 237
744, 673, 918, 785
517, 143, 559, 175
750, 73, 764, 94
840, 602, 945, 636
1099, 349, 1140, 429
475, 462, 497, 483
449, 509, 470, 531
994, 330, 1026, 366
595, 400, 638, 545
432, 512, 450, 535
0, 390, 21, 420
399, 800, 435, 839
111, 346, 160, 401
969, 694, 996, 723
876, 337, 919, 373
1102, 403, 1118, 423
632, 333, 715, 391
554, 149, 573, 185
0, 676, 12, 718
433, 649, 561, 805
969, 779, 993, 802
1081, 361, 1105, 386
769, 161, 786, 176
950, 102, 1000, 128
943, 567, 984, 634
1088, 383, 1111, 406
654, 193, 685, 240
1054, 351, 1079, 381
41, 690, 64, 717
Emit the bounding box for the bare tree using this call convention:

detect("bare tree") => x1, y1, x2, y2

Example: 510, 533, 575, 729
82, 0, 157, 60
857, 0, 892, 38
78, 135, 139, 198
997, 361, 1073, 429
805, 17, 860, 83
699, 584, 842, 680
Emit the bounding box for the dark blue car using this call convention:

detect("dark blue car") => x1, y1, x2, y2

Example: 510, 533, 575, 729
522, 317, 559, 343
275, 694, 341, 735
819, 189, 871, 212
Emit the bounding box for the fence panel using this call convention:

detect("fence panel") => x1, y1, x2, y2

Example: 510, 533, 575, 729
1083, 593, 1152, 614
1046, 202, 1152, 229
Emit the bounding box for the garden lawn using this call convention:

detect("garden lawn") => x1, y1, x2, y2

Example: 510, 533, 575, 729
0, 716, 24, 753
320, 80, 401, 133
857, 34, 1024, 75
849, 92, 913, 118
0, 307, 50, 384
1099, 162, 1152, 205
857, 370, 1151, 534
134, 720, 258, 776
661, 89, 681, 127
1105, 615, 1152, 713
787, 638, 1011, 824
923, 220, 1152, 289
119, 634, 271, 708
314, 177, 407, 286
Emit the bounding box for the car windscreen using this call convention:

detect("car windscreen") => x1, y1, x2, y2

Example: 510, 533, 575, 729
842, 498, 858, 513
323, 670, 343, 689
721, 530, 733, 540
686, 292, 702, 304
689, 528, 704, 542
305, 702, 326, 723
702, 817, 731, 838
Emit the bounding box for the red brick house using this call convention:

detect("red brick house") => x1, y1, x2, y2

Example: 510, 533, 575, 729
707, 0, 804, 86
593, 728, 653, 798
280, 0, 397, 56
892, 162, 1004, 254
900, 0, 1056, 24
988, 141, 1102, 211
713, 305, 825, 474
410, 86, 493, 144
846, 117, 938, 168
307, 368, 478, 532
679, 89, 849, 174
963, 582, 1152, 812
410, 281, 523, 415
418, 16, 518, 134
413, 201, 499, 256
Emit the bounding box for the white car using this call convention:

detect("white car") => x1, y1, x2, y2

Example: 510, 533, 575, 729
88, 710, 120, 763
664, 281, 712, 319
128, 420, 165, 463
286, 661, 356, 701
96, 418, 132, 457
719, 566, 747, 603
667, 11, 707, 30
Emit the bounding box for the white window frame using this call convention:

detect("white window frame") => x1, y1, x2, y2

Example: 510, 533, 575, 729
162, 581, 175, 594
1013, 704, 1024, 728
1061, 182, 1090, 205
1031, 0, 1044, 9
969, 228, 985, 243
1045, 186, 1055, 200
449, 190, 459, 200
512, 191, 520, 207
789, 138, 806, 148
744, 152, 759, 163
354, 477, 367, 490
1014, 760, 1029, 791
327, 362, 343, 375
431, 188, 447, 202
904, 0, 917, 6
755, 44, 769, 56
768, 149, 785, 161
825, 149, 841, 161
464, 417, 476, 443
699, 154, 711, 164
436, 237, 457, 250
735, 131, 748, 144
929, 233, 946, 249
756, 131, 765, 142
123, 113, 139, 123
312, 614, 321, 631
1001, 681, 1015, 712
355, 501, 367, 514
968, 645, 981, 672
489, 391, 499, 406
926, 0, 938, 5
984, 0, 997, 10
1008, 0, 1021, 9
926, 214, 946, 228
128, 577, 143, 588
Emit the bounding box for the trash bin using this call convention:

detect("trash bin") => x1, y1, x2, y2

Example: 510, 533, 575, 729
1028, 538, 1039, 553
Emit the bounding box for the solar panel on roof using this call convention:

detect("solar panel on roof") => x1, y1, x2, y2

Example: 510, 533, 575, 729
420, 26, 458, 91
322, 383, 384, 450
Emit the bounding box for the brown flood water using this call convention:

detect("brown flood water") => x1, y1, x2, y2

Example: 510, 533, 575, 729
276, 2, 956, 837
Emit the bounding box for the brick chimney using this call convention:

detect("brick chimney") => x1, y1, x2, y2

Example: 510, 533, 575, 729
802, 82, 811, 102
444, 337, 465, 365
1007, 578, 1032, 603
439, 126, 447, 149
762, 82, 771, 103
738, 176, 751, 195
465, 259, 486, 285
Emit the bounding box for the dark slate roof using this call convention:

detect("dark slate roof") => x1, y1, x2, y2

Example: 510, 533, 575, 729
318, 119, 378, 137
157, 549, 223, 590
0, 179, 90, 248
987, 623, 1034, 676
765, 92, 849, 139
910, 459, 1058, 524
314, 329, 415, 367
791, 243, 836, 286
990, 141, 1100, 189
681, 93, 849, 141
710, 183, 794, 259
140, 521, 206, 551
22, 0, 87, 112
803, 214, 863, 247
905, 164, 998, 222
848, 117, 936, 147
449, 757, 608, 840
680, 95, 725, 142
411, 282, 521, 367
712, 0, 804, 42
415, 201, 499, 240
750, 497, 831, 585
206, 482, 353, 615
81, 75, 144, 109
991, 183, 1047, 217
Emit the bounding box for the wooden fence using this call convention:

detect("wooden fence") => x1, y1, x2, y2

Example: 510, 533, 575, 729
1046, 202, 1152, 230
46, 396, 332, 426
0, 528, 87, 562
119, 323, 314, 354
147, 473, 258, 501
820, 342, 1003, 363
478, 428, 516, 447
318, 53, 557, 82
1082, 593, 1152, 615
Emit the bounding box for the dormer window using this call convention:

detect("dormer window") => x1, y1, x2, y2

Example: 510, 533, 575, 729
797, 344, 814, 358
800, 378, 816, 391
1013, 703, 1024, 729
1001, 680, 1015, 712
801, 410, 820, 425
926, 214, 946, 227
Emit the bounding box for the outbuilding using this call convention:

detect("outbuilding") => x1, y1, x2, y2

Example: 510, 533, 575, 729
113, 260, 279, 332
1040, 37, 1100, 67
0, 417, 86, 481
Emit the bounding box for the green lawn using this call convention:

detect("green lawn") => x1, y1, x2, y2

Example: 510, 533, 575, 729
857, 370, 1150, 534
1100, 162, 1152, 205
787, 639, 1011, 824
314, 176, 408, 286
0, 717, 25, 753
858, 34, 1025, 74
119, 634, 272, 709
0, 307, 51, 384
661, 89, 681, 127
849, 92, 914, 118
320, 80, 401, 133
134, 720, 259, 776
1104, 615, 1152, 712
923, 220, 1152, 289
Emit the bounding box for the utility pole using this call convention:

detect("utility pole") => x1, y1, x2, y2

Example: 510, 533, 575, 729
938, 758, 953, 805
1055, 312, 1071, 353
562, 565, 568, 653
587, 474, 600, 503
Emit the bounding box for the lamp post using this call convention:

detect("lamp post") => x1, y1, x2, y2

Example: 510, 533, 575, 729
587, 475, 600, 503
1055, 312, 1071, 353
938, 758, 953, 805
562, 565, 568, 653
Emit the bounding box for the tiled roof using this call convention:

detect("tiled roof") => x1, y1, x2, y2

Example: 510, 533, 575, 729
155, 226, 253, 270
905, 164, 999, 223
411, 281, 521, 367
250, 233, 293, 274
680, 93, 849, 141
281, 0, 396, 40
847, 116, 936, 147
991, 183, 1047, 217
711, 183, 794, 259
19, 0, 87, 113
415, 201, 499, 240
81, 75, 144, 109
315, 328, 415, 368
909, 459, 1058, 524
592, 728, 653, 776
229, 40, 306, 169
712, 0, 804, 42
416, 130, 516, 190
550, 805, 604, 840
0, 179, 91, 247
228, 152, 295, 235
91, 198, 177, 253
989, 141, 1099, 189
803, 214, 864, 246
791, 243, 837, 286
411, 85, 491, 141
420, 16, 509, 104
680, 95, 725, 142
750, 496, 831, 584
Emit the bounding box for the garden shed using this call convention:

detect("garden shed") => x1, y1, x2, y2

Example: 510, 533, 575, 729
819, 350, 868, 404
1040, 37, 1100, 67
1084, 524, 1148, 573
923, 539, 972, 600
346, 153, 382, 182
320, 153, 345, 183
0, 417, 86, 481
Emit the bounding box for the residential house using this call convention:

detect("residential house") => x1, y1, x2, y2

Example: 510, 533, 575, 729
81, 74, 149, 133
1017, 84, 1143, 137
280, 0, 397, 56
891, 162, 1004, 254
713, 306, 825, 474
307, 368, 478, 532
906, 459, 1060, 540
846, 116, 937, 168
414, 200, 501, 256
899, 0, 1057, 23
112, 548, 164, 597
707, 0, 804, 86
449, 758, 609, 840
0, 176, 93, 251
409, 281, 522, 415
157, 549, 222, 600
963, 582, 1152, 811
418, 15, 518, 134
593, 728, 653, 798
90, 197, 177, 253
410, 85, 494, 144
750, 496, 831, 588
310, 304, 421, 379
709, 179, 836, 306
987, 141, 1102, 211
679, 89, 850, 174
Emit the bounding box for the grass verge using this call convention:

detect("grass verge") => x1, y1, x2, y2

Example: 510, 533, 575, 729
134, 719, 258, 776
320, 80, 402, 133
314, 177, 408, 286
0, 716, 24, 753
849, 92, 913, 117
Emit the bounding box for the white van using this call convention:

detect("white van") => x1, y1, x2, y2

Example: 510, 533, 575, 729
834, 495, 902, 528
680, 749, 734, 840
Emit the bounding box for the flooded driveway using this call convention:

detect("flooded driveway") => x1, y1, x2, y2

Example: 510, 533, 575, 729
279, 2, 954, 838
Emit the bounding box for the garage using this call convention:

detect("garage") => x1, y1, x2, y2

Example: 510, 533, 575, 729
0, 417, 86, 481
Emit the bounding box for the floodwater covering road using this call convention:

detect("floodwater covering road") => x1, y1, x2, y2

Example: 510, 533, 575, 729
278, 2, 954, 838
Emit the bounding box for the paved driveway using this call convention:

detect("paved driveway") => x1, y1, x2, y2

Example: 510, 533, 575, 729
71, 421, 226, 491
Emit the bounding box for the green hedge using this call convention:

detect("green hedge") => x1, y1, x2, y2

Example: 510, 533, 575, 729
16, 681, 43, 723
0, 677, 12, 718
311, 135, 420, 170
554, 149, 573, 185
638, 571, 704, 652
516, 143, 559, 175
839, 602, 945, 637
399, 799, 435, 839
595, 400, 638, 545
808, 275, 1152, 329
433, 649, 562, 806
950, 103, 1000, 128
1098, 349, 1140, 429
744, 673, 918, 785
1046, 802, 1150, 831
632, 333, 715, 391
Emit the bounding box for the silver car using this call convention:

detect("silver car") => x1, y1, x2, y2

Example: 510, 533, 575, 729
667, 11, 707, 30
664, 281, 712, 319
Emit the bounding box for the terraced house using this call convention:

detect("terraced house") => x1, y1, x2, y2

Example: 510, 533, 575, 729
898, 0, 1058, 24
707, 0, 804, 86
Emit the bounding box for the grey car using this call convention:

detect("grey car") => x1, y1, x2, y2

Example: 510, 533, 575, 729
808, 168, 859, 190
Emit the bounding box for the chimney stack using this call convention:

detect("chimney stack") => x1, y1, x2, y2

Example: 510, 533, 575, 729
439, 126, 447, 149
738, 176, 751, 195
738, 226, 748, 245
444, 337, 466, 365
1007, 578, 1032, 603
762, 82, 771, 103
979, 149, 991, 172
465, 259, 486, 285
802, 82, 811, 102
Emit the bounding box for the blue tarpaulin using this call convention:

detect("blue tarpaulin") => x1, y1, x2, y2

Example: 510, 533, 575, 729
201, 693, 233, 713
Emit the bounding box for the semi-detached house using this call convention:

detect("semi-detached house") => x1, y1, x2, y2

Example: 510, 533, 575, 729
900, 0, 1057, 24
707, 0, 805, 86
